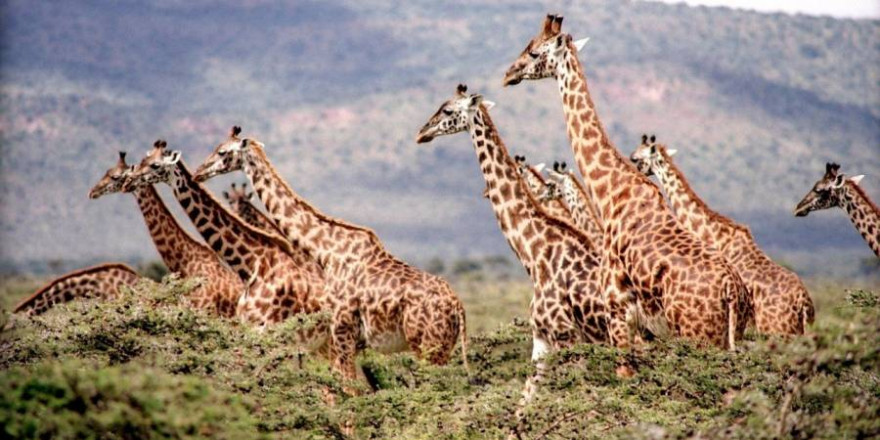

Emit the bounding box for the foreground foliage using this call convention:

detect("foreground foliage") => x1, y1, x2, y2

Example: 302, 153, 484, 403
1, 276, 878, 439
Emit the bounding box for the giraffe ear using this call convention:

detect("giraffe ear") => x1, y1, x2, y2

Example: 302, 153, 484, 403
833, 173, 846, 188
573, 37, 590, 52
482, 100, 496, 110
849, 175, 865, 185
534, 163, 546, 173
667, 149, 678, 157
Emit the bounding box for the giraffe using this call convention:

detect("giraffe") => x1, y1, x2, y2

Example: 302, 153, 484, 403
121, 141, 329, 347
416, 84, 606, 415
795, 162, 879, 257
513, 155, 572, 220
503, 14, 749, 349
631, 136, 814, 334
223, 182, 284, 235
12, 263, 140, 316
544, 161, 604, 247
192, 126, 468, 382
89, 151, 245, 317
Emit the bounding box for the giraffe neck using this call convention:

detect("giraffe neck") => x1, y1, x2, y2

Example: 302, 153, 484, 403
839, 181, 880, 257
468, 106, 582, 273
168, 162, 290, 281
132, 185, 208, 274
554, 42, 659, 227
561, 175, 603, 244
651, 151, 738, 247
241, 145, 380, 268
235, 200, 284, 236
521, 167, 544, 195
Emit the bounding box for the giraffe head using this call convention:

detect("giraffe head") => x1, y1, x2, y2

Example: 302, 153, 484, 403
541, 161, 569, 201
89, 151, 134, 199
194, 126, 248, 182
629, 134, 677, 177
502, 14, 588, 87
122, 140, 182, 192
794, 162, 865, 217
224, 182, 254, 212
415, 84, 494, 143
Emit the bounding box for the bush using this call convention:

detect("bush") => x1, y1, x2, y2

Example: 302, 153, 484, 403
0, 360, 260, 440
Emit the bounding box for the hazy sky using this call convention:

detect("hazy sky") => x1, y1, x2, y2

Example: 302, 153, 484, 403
651, 0, 880, 19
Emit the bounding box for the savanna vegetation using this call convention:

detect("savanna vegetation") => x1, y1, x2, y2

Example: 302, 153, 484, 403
1, 268, 877, 439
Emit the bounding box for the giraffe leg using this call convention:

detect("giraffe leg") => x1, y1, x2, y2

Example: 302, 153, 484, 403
601, 257, 636, 349
508, 332, 552, 440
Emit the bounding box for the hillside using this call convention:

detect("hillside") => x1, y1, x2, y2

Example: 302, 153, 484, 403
0, 0, 878, 276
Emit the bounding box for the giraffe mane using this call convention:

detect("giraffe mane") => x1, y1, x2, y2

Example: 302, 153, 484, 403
657, 145, 750, 236
847, 179, 879, 214
12, 263, 138, 313
562, 36, 660, 194
565, 170, 604, 229
248, 144, 384, 248
176, 161, 300, 257
478, 105, 598, 250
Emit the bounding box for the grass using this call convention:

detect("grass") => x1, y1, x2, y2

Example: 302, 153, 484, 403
0, 274, 878, 439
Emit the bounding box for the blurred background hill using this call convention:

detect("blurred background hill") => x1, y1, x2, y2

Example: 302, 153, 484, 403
1, 0, 878, 278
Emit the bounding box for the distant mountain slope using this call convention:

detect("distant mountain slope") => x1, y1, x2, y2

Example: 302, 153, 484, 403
1, 0, 878, 276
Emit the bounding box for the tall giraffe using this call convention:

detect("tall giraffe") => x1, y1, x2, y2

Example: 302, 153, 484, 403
192, 126, 468, 380
544, 161, 604, 246
631, 137, 814, 334
504, 14, 749, 349
796, 163, 879, 257
223, 182, 283, 235
416, 85, 606, 412
513, 155, 572, 220
122, 141, 328, 343
12, 263, 140, 316
90, 152, 245, 317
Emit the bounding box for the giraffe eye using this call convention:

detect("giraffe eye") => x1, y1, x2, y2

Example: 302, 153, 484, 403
150, 163, 161, 169
528, 51, 539, 59
442, 109, 453, 116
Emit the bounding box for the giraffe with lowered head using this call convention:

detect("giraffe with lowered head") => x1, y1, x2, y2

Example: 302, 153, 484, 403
504, 14, 749, 349
12, 263, 141, 316
193, 126, 468, 381
631, 136, 814, 334
90, 151, 245, 317
795, 162, 879, 257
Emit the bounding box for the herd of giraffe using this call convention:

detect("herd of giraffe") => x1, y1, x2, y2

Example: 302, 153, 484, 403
9, 13, 879, 420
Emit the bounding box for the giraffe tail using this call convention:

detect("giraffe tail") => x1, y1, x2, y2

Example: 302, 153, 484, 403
802, 298, 816, 333
456, 302, 469, 372
725, 280, 739, 352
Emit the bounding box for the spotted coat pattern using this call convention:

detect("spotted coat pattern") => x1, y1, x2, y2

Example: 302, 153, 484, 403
631, 140, 813, 335
194, 132, 468, 382
124, 143, 328, 351
504, 15, 749, 349
13, 263, 141, 316
90, 153, 245, 317
795, 163, 880, 258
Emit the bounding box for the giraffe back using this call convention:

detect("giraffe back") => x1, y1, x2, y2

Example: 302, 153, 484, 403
13, 263, 141, 316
